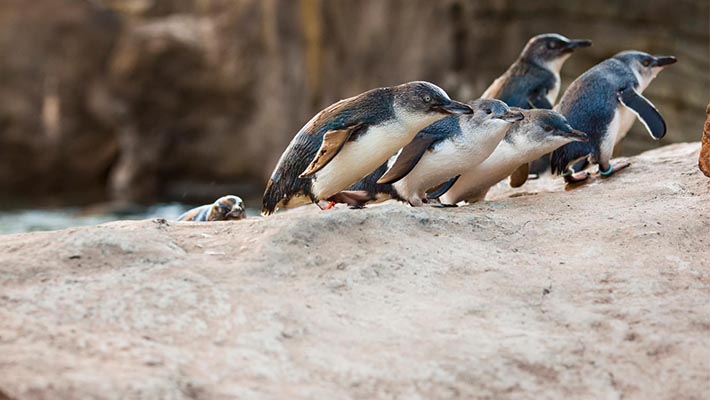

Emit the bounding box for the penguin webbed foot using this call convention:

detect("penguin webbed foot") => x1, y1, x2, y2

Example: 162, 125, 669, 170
316, 200, 337, 210
598, 162, 631, 178
326, 190, 375, 209
430, 203, 458, 208
563, 170, 590, 184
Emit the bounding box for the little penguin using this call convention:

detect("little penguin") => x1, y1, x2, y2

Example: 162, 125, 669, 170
261, 81, 473, 215
550, 51, 677, 183
482, 33, 592, 110
178, 195, 246, 221
438, 109, 589, 205
343, 99, 524, 206
482, 33, 592, 176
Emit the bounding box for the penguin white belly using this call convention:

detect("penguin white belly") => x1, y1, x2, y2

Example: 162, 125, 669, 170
393, 141, 465, 203
543, 57, 567, 105
442, 143, 520, 204
616, 105, 638, 145
600, 109, 623, 162
546, 74, 561, 106
311, 119, 425, 199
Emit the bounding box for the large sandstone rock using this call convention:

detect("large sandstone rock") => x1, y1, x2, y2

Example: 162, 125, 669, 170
0, 143, 708, 399
0, 0, 707, 203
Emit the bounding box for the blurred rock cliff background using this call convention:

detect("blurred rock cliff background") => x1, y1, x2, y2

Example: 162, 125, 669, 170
0, 0, 707, 206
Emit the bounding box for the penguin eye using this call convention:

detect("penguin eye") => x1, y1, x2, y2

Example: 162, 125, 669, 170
641, 59, 652, 67
485, 108, 492, 115
544, 126, 553, 132
547, 41, 560, 50
423, 95, 432, 103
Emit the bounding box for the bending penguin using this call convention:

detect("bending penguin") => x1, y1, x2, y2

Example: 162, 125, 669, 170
344, 99, 523, 206
438, 109, 588, 205
482, 33, 592, 176
550, 51, 677, 183
178, 195, 247, 221
262, 81, 472, 215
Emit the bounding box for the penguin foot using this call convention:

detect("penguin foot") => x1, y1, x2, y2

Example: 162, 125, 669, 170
430, 203, 458, 208
327, 190, 375, 208
599, 162, 631, 178
316, 200, 336, 210
564, 171, 589, 184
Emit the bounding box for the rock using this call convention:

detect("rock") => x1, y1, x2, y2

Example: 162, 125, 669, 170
0, 1, 708, 203
699, 103, 710, 177
0, 0, 120, 203
0, 143, 708, 399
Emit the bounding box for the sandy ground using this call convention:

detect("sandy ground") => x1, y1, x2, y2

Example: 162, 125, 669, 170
0, 143, 709, 399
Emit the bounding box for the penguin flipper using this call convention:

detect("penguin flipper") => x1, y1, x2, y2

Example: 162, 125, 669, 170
527, 92, 553, 110
300, 123, 365, 177
426, 175, 460, 199
509, 163, 529, 188
618, 87, 666, 140
377, 134, 439, 184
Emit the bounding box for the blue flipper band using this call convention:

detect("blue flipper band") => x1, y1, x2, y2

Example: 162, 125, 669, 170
599, 164, 614, 176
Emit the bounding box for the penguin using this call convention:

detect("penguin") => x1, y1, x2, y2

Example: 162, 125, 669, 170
178, 195, 247, 221
482, 33, 592, 110
261, 81, 473, 215
342, 99, 524, 206
550, 51, 677, 183
482, 33, 592, 176
438, 109, 588, 205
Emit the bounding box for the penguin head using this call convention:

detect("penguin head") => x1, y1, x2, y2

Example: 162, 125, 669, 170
521, 33, 592, 71
208, 195, 246, 221
393, 81, 473, 123
466, 99, 524, 133
532, 109, 588, 144
510, 109, 588, 148
614, 51, 677, 84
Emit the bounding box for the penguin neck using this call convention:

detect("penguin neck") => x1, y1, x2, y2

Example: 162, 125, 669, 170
520, 54, 569, 75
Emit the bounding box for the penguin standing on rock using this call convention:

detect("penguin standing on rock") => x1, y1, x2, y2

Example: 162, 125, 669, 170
178, 195, 247, 222
438, 109, 588, 205
550, 51, 677, 183
344, 99, 523, 206
261, 81, 473, 215
481, 33, 592, 175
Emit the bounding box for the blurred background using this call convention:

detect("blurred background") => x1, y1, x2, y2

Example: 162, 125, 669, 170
0, 0, 707, 233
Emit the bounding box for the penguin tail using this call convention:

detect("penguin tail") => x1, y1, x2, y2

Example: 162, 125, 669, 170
261, 179, 280, 216
550, 141, 594, 175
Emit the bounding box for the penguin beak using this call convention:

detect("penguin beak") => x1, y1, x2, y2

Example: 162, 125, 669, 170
437, 100, 473, 115
653, 56, 677, 67
565, 39, 592, 49
566, 129, 589, 142
499, 110, 524, 122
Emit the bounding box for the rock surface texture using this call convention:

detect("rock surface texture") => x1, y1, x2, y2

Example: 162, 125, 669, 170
0, 0, 707, 202
699, 103, 710, 177
1, 143, 709, 399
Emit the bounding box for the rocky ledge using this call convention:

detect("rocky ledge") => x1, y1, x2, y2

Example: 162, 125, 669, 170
0, 143, 708, 399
